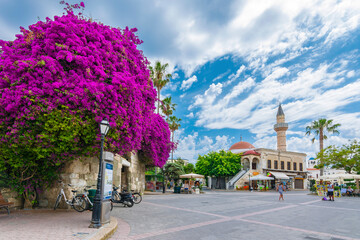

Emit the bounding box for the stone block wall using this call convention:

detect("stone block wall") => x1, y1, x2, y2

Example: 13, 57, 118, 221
38, 156, 100, 209
0, 188, 22, 208
2, 151, 146, 209
127, 152, 146, 193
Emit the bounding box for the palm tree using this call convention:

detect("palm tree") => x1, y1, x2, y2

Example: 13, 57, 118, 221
167, 116, 181, 161
149, 61, 172, 114
305, 118, 341, 176
160, 96, 176, 119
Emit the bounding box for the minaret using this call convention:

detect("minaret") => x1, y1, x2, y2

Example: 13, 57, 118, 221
274, 104, 288, 151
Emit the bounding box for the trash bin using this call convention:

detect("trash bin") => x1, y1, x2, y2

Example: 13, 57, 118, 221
88, 189, 97, 203
174, 186, 181, 194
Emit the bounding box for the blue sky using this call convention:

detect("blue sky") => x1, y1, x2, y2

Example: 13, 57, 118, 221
1, 0, 360, 164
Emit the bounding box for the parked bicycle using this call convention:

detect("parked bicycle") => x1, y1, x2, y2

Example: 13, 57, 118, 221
75, 186, 113, 212
53, 182, 87, 212
77, 185, 95, 211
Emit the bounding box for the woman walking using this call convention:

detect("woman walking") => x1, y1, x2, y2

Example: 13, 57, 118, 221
277, 182, 285, 201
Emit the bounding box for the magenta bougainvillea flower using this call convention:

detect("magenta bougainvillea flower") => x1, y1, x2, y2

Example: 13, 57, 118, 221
0, 3, 172, 195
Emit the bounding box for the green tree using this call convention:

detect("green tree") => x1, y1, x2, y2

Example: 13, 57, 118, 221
174, 157, 185, 166
160, 96, 176, 118
305, 118, 341, 176
161, 162, 185, 183
149, 61, 172, 114
196, 150, 242, 188
184, 163, 195, 174
316, 140, 360, 173
167, 116, 181, 161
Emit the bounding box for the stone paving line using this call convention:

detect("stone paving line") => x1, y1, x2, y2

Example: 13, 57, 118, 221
116, 199, 360, 240
0, 209, 117, 240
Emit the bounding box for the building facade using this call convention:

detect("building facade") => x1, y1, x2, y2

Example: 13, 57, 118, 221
229, 104, 307, 190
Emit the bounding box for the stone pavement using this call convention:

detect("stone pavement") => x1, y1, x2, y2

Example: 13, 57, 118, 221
109, 190, 360, 240
0, 209, 117, 240
1, 191, 359, 240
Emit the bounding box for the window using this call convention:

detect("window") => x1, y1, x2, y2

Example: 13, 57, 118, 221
274, 161, 278, 169
293, 162, 297, 171
287, 162, 291, 170
281, 161, 284, 170
267, 160, 271, 169
300, 163, 303, 171
252, 162, 257, 170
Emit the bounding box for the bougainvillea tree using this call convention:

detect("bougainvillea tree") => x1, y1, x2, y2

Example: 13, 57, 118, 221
0, 2, 172, 197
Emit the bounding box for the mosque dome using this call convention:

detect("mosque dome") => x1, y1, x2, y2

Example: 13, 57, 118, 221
229, 141, 255, 151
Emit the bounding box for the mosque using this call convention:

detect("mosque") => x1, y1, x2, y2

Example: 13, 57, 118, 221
227, 104, 307, 190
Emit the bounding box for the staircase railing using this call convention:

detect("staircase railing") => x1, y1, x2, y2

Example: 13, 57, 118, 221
226, 169, 248, 189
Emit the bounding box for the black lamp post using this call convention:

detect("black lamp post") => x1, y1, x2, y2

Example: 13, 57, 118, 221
162, 167, 166, 194
249, 169, 251, 191
90, 118, 110, 228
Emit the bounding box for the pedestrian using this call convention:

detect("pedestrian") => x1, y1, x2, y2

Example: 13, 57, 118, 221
277, 182, 285, 201
327, 182, 335, 201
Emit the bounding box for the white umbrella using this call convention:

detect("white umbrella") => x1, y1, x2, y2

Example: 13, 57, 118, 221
250, 175, 274, 181
179, 173, 204, 179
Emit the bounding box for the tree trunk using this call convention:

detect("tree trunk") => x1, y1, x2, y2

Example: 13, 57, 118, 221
171, 130, 174, 161
157, 88, 160, 114
216, 176, 221, 189
155, 88, 160, 185
319, 128, 324, 176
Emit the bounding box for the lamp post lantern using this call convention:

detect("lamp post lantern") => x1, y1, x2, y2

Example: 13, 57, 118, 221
90, 118, 110, 228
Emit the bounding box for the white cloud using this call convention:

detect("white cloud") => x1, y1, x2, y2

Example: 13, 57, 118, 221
189, 59, 360, 144
186, 112, 194, 118
173, 132, 234, 164
347, 70, 355, 78
2, 1, 360, 77
189, 82, 223, 110
180, 75, 198, 91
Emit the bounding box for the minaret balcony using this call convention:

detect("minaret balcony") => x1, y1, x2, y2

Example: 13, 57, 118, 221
274, 123, 288, 130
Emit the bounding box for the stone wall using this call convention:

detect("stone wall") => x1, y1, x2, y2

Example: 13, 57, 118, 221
0, 188, 22, 209
126, 152, 146, 193
2, 151, 146, 209
38, 156, 100, 209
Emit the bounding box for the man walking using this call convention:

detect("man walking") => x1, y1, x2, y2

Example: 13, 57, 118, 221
327, 182, 334, 201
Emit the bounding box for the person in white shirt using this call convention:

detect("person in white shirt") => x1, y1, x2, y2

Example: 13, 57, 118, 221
327, 182, 334, 201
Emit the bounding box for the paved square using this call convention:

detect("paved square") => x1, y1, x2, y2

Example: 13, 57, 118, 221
110, 191, 360, 240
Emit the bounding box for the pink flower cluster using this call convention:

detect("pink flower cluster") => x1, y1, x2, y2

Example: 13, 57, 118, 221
140, 114, 173, 167
0, 9, 171, 166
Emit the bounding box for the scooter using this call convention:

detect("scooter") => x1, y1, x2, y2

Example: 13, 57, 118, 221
111, 186, 134, 209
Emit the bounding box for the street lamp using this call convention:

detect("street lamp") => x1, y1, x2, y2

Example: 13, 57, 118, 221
90, 118, 110, 228
248, 168, 251, 191
162, 165, 166, 194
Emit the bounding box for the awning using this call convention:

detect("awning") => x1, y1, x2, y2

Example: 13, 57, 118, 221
179, 173, 204, 179
269, 171, 290, 180
121, 158, 131, 167
250, 175, 274, 181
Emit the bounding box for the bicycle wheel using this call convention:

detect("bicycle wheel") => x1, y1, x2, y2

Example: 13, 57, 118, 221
54, 194, 62, 210
132, 193, 142, 204
72, 196, 87, 212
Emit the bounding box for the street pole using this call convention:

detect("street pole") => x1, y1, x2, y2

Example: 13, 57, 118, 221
162, 167, 166, 194
90, 134, 104, 228
249, 169, 251, 191
90, 118, 110, 229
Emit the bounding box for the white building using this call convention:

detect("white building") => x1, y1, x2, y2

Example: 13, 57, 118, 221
306, 157, 346, 180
